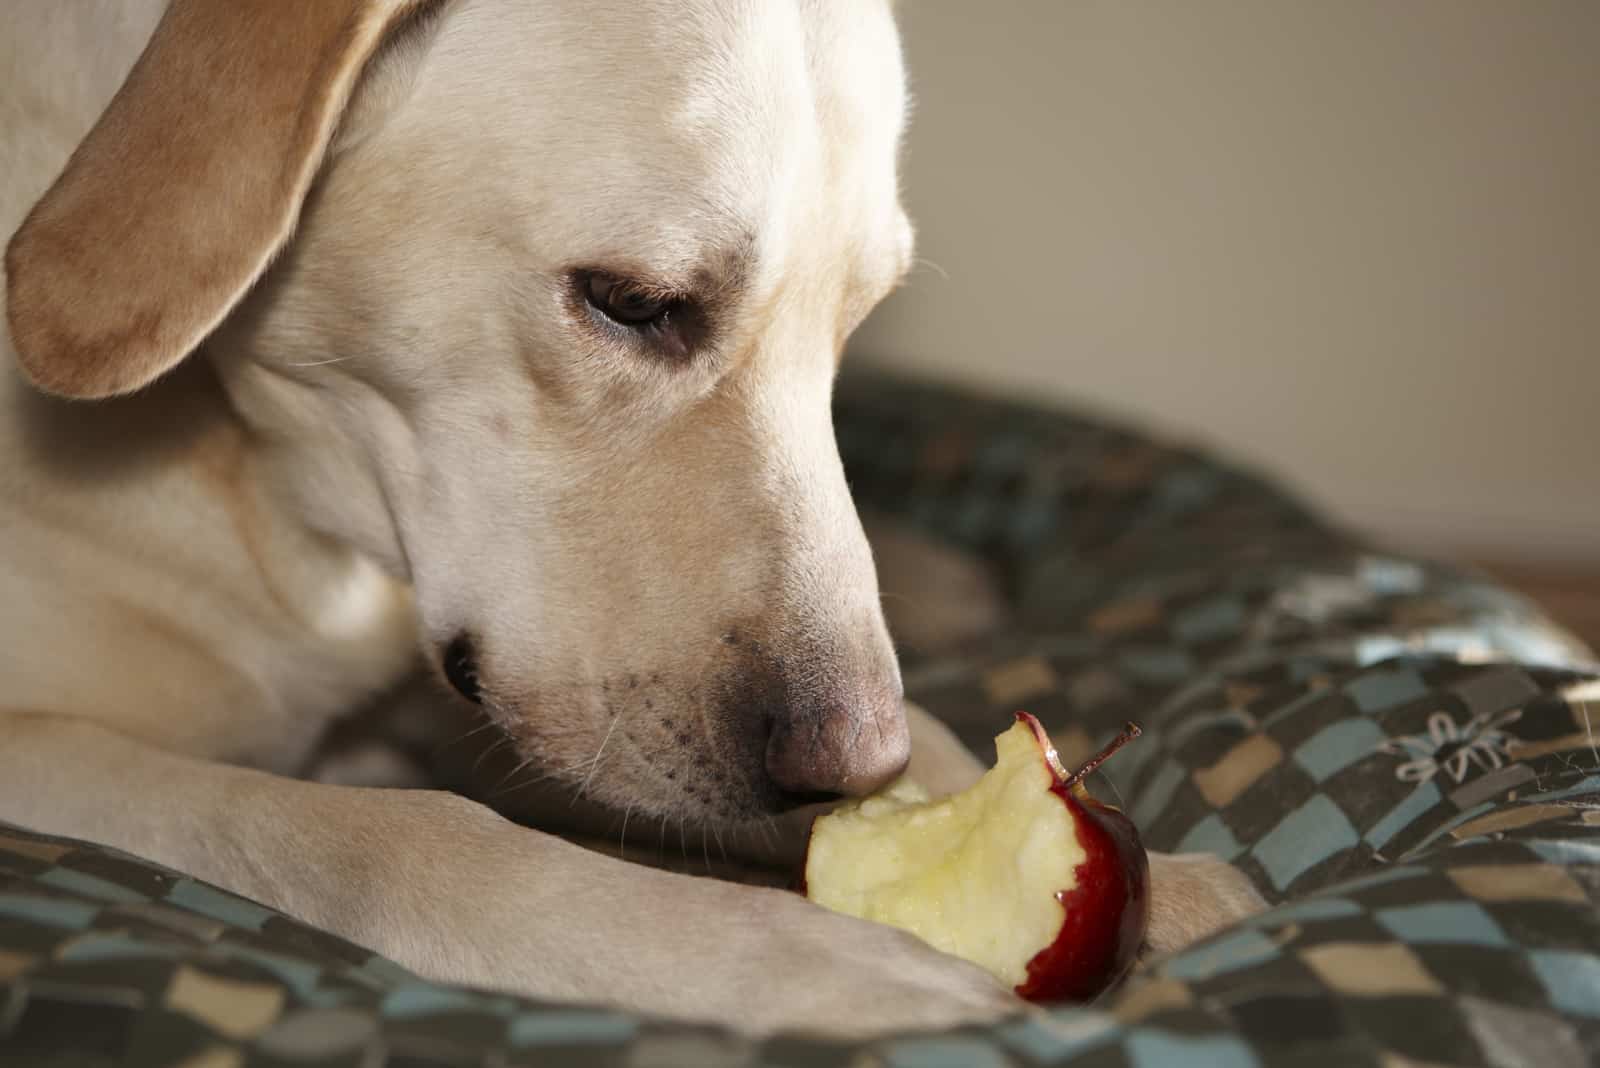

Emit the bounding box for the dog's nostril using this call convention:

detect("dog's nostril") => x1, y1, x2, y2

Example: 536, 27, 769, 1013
442, 633, 482, 704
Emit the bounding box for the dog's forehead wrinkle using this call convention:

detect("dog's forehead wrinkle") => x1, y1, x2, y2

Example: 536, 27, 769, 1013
434, 3, 809, 158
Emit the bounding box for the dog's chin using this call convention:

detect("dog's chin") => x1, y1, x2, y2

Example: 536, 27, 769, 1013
465, 767, 815, 878
517, 760, 806, 829
439, 720, 785, 822
421, 696, 832, 876
464, 668, 800, 811
575, 782, 828, 874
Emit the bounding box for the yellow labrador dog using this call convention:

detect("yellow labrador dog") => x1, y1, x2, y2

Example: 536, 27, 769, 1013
0, 0, 1260, 1038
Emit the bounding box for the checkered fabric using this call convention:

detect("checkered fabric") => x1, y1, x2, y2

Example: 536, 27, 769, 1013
3, 372, 1597, 1066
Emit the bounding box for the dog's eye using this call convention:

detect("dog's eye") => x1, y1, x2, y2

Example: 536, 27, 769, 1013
584, 273, 674, 328
572, 269, 709, 364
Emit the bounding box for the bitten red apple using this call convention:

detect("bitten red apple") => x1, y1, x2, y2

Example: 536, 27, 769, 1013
804, 713, 1149, 1001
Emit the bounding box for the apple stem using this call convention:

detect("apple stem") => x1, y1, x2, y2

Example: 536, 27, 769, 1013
1062, 721, 1142, 790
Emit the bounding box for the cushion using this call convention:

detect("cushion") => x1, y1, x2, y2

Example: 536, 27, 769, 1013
2, 372, 1597, 1066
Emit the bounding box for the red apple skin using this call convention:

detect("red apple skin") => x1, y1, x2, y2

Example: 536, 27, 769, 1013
1015, 713, 1150, 1002
798, 712, 1148, 1002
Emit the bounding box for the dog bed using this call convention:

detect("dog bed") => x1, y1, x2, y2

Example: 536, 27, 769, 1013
3, 373, 1597, 1066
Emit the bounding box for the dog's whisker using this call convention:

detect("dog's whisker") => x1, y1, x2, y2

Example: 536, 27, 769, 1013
618, 803, 635, 861
573, 710, 624, 805
489, 726, 630, 799
486, 742, 614, 798
283, 355, 356, 367
488, 752, 540, 796
442, 716, 501, 749
468, 735, 511, 779
709, 821, 727, 864
490, 761, 576, 798
485, 723, 694, 805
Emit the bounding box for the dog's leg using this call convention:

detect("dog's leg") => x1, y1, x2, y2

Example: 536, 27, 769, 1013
1144, 852, 1267, 955
0, 709, 1018, 1037
903, 699, 986, 796
863, 510, 1009, 653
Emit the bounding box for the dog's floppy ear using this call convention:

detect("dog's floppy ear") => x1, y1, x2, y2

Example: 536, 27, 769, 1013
4, 0, 435, 400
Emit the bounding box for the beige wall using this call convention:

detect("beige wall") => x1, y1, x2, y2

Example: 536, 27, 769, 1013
855, 1, 1599, 563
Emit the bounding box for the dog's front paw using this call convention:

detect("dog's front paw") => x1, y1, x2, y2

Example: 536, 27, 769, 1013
712, 886, 1024, 1039
1142, 852, 1267, 958
753, 919, 1023, 1038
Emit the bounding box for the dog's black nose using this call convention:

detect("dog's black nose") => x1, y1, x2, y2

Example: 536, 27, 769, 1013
442, 634, 482, 704
765, 683, 909, 802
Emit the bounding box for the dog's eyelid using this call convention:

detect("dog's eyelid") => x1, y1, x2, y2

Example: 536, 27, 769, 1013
572, 267, 698, 306
567, 267, 714, 367
612, 276, 688, 305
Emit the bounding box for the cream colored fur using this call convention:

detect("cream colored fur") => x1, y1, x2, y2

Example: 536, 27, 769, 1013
0, 0, 1258, 1038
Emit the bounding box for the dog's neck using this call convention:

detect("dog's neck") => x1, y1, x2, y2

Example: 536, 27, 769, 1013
2, 4, 427, 771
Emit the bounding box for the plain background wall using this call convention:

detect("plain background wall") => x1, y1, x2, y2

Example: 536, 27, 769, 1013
854, 1, 1599, 564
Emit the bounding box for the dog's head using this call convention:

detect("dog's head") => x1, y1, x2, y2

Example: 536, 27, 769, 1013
6, 0, 917, 820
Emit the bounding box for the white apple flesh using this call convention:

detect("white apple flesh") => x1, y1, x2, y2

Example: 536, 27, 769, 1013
803, 713, 1149, 1001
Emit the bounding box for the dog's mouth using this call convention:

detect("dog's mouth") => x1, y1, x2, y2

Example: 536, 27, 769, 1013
489, 683, 804, 825
429, 609, 908, 843
422, 708, 820, 881
436, 656, 903, 833
432, 680, 780, 824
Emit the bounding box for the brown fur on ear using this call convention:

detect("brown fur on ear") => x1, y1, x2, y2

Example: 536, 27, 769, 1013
4, 0, 434, 400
